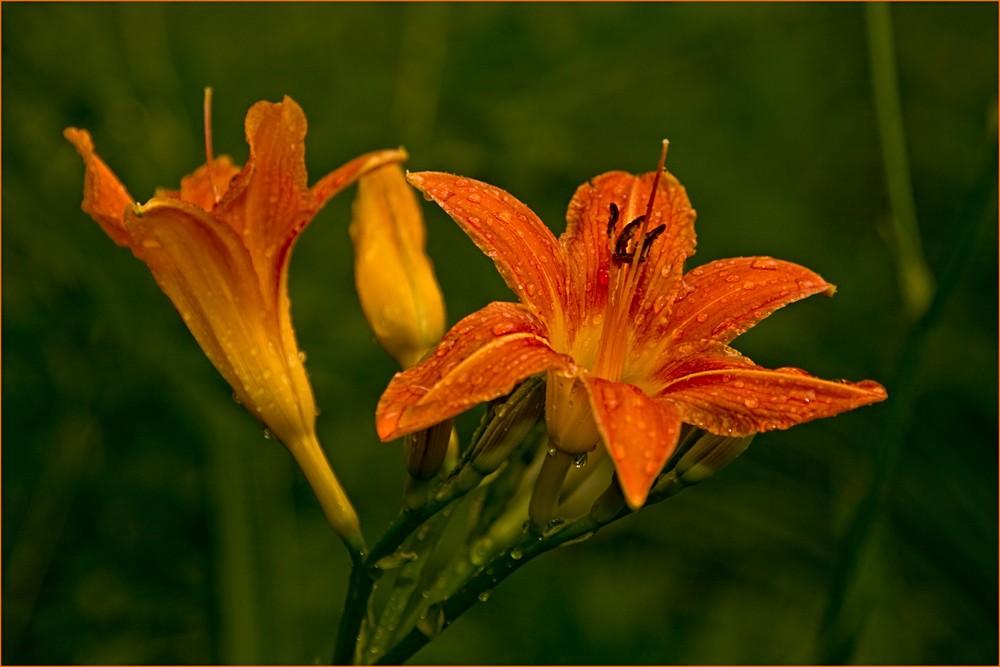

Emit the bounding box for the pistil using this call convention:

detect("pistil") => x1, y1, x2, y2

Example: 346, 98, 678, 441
203, 87, 221, 205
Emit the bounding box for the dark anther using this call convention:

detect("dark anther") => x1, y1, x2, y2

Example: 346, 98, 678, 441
605, 202, 620, 238
638, 224, 666, 263
612, 216, 645, 264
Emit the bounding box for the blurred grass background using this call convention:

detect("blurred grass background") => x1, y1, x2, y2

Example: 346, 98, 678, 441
2, 2, 996, 664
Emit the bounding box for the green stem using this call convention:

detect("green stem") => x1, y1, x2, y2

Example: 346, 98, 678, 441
376, 489, 630, 665
366, 508, 454, 662
332, 549, 374, 665
816, 37, 997, 659
866, 2, 934, 320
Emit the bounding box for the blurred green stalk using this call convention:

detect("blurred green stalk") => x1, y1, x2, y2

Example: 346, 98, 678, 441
866, 2, 934, 321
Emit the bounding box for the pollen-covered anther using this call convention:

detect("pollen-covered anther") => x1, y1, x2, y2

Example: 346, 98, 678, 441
612, 216, 644, 265
605, 202, 620, 238
638, 224, 666, 263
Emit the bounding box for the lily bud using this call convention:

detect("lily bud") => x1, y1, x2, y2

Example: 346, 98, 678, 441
468, 377, 545, 476
404, 418, 453, 480
651, 431, 755, 500
350, 162, 445, 369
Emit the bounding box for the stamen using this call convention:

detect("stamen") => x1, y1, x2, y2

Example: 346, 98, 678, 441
638, 224, 666, 263
612, 216, 644, 265
605, 202, 620, 238
203, 87, 221, 204
591, 140, 670, 382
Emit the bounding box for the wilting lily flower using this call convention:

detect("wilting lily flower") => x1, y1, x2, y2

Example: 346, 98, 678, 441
65, 95, 406, 547
376, 150, 887, 509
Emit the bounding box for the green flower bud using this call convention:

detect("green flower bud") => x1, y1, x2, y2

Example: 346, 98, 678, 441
651, 431, 755, 500
467, 376, 545, 478
404, 418, 454, 480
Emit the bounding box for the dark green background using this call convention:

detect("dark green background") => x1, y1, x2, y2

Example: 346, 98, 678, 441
3, 2, 996, 664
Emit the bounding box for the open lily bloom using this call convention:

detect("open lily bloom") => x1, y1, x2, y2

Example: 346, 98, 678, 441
65, 96, 406, 544
376, 156, 887, 509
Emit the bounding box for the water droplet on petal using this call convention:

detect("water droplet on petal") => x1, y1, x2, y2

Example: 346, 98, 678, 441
725, 274, 740, 283
696, 313, 709, 323
478, 590, 492, 602
751, 258, 779, 270
141, 239, 161, 249
492, 321, 517, 336
743, 397, 760, 408
524, 282, 538, 296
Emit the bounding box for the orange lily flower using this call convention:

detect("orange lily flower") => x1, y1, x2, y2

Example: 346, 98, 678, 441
376, 148, 887, 509
65, 95, 406, 547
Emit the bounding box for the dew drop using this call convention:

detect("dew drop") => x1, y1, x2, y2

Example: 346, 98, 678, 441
725, 274, 740, 283
478, 590, 492, 602
696, 313, 709, 323
231, 392, 243, 405
751, 258, 779, 270
141, 239, 161, 249
510, 547, 524, 560
592, 313, 604, 326
742, 281, 755, 290
796, 279, 816, 289
492, 321, 516, 336
262, 428, 273, 440
743, 397, 760, 409
598, 268, 610, 286
524, 282, 538, 296
572, 452, 589, 468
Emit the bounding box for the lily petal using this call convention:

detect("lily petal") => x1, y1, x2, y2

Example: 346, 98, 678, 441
665, 257, 835, 347
658, 352, 888, 437
583, 375, 683, 509
63, 128, 135, 247
311, 148, 410, 209
156, 156, 242, 211
376, 301, 576, 440
407, 172, 568, 334
125, 198, 315, 446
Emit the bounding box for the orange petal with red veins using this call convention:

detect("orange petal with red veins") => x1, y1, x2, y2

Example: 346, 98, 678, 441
659, 357, 888, 437
663, 257, 835, 347
583, 376, 683, 509
376, 302, 575, 440
63, 128, 135, 248
407, 172, 568, 330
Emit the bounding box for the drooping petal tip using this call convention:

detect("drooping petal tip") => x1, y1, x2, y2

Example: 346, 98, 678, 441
64, 127, 135, 247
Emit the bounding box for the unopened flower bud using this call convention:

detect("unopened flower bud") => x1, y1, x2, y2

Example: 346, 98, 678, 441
404, 418, 454, 480
467, 376, 545, 478
651, 431, 755, 500
351, 161, 446, 369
